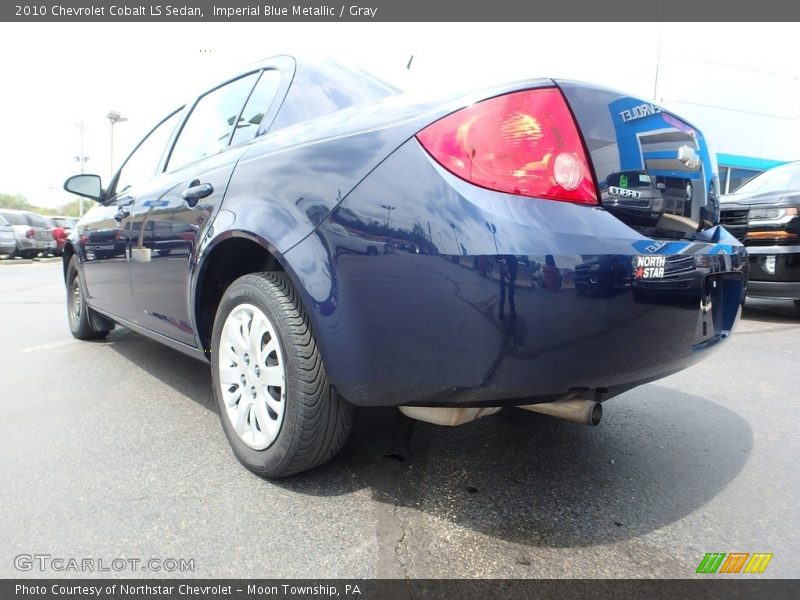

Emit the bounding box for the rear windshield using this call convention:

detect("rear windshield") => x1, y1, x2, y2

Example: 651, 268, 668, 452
0, 211, 48, 227
270, 59, 400, 132
736, 162, 800, 194
27, 214, 49, 227
0, 211, 27, 226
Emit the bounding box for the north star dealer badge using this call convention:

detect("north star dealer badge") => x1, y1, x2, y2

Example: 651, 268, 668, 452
634, 255, 667, 279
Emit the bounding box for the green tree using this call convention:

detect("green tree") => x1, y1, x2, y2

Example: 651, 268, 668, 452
55, 199, 82, 217
0, 193, 83, 217
0, 194, 30, 210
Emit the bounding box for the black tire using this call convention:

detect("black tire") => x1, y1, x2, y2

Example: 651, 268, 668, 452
66, 256, 112, 340
211, 272, 352, 478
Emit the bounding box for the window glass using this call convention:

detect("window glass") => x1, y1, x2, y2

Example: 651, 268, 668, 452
0, 211, 26, 226
230, 70, 282, 146
115, 110, 182, 197
271, 60, 400, 132
168, 73, 259, 171
729, 168, 762, 193
26, 213, 48, 227
735, 162, 800, 194
0, 214, 8, 225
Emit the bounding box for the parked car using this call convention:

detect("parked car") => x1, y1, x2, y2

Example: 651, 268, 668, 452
45, 216, 79, 256
574, 255, 632, 295
600, 170, 665, 226
0, 214, 16, 257
0, 208, 56, 258
720, 161, 800, 307
62, 55, 747, 477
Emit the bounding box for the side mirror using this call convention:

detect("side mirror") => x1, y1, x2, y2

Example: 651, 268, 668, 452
64, 174, 104, 202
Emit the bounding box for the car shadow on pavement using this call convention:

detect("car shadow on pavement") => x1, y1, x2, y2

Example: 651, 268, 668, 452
104, 328, 216, 412
742, 299, 799, 323
280, 386, 753, 548
103, 330, 753, 549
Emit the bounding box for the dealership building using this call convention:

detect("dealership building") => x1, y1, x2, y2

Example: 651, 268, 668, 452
647, 56, 799, 193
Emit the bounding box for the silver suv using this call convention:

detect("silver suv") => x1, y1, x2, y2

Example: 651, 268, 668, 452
0, 214, 15, 256
0, 209, 56, 258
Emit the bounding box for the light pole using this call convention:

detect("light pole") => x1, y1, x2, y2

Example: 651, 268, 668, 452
485, 221, 499, 254
450, 222, 462, 254
74, 121, 90, 217
107, 110, 127, 180
381, 204, 396, 228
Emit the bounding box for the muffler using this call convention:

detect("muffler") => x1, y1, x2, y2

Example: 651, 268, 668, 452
398, 406, 502, 426
519, 397, 602, 426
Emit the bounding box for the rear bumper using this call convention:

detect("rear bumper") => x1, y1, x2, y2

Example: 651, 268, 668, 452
748, 280, 800, 301
282, 139, 747, 407
305, 250, 744, 407
15, 238, 55, 252
745, 245, 800, 299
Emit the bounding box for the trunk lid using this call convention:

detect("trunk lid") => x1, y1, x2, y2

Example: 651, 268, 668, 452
34, 227, 52, 241
557, 81, 720, 241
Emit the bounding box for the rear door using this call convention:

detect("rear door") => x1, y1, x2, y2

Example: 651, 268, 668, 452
127, 69, 284, 346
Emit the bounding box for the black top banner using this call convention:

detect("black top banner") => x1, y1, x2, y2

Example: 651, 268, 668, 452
3, 0, 800, 22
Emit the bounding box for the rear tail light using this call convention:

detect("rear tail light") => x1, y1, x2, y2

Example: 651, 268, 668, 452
416, 87, 598, 205
25, 228, 35, 239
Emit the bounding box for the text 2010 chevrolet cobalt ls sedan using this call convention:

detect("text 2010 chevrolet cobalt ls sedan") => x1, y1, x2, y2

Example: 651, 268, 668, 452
63, 56, 747, 477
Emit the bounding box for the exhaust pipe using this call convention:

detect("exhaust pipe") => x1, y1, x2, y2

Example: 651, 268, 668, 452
520, 397, 602, 426
398, 395, 602, 427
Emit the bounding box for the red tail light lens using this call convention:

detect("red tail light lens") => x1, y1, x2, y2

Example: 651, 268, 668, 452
416, 88, 597, 205
25, 228, 35, 239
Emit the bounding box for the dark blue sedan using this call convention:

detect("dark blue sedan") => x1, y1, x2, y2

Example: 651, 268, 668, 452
62, 55, 747, 477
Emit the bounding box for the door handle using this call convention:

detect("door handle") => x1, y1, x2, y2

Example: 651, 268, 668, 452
114, 208, 130, 222
181, 180, 214, 207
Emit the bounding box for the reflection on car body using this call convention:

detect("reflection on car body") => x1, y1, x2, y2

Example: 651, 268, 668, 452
574, 255, 633, 295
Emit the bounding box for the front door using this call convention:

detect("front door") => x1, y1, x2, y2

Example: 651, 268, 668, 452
127, 70, 281, 346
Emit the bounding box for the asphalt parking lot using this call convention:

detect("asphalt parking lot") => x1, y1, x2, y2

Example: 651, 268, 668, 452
1, 258, 798, 578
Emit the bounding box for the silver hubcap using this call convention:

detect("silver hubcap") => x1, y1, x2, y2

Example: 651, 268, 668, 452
219, 303, 286, 450
69, 275, 82, 325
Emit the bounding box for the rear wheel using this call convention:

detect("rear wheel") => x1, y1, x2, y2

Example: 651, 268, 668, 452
66, 256, 112, 339
211, 272, 352, 478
